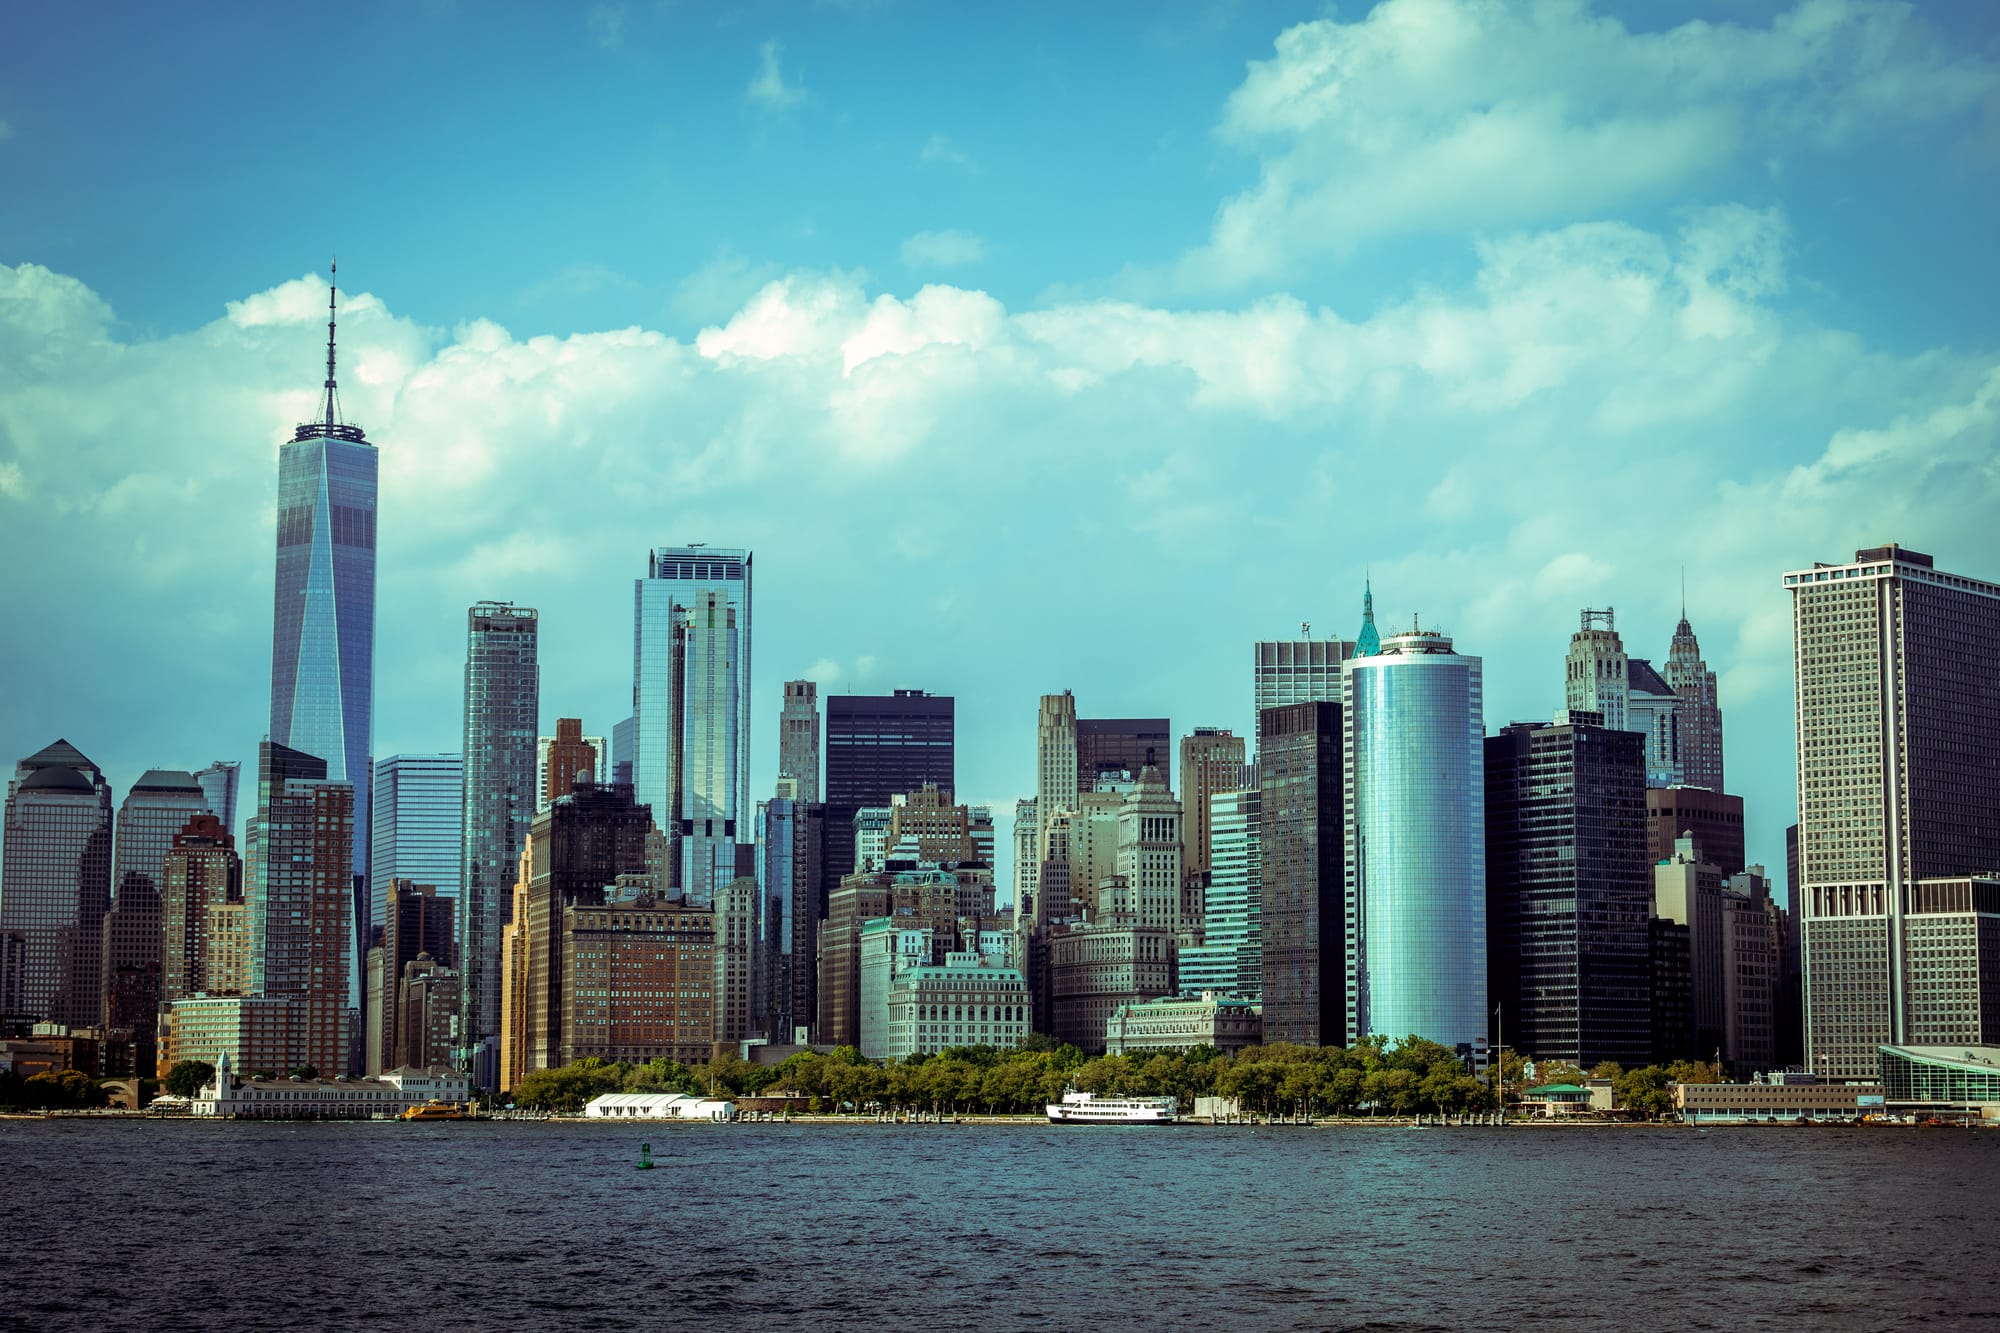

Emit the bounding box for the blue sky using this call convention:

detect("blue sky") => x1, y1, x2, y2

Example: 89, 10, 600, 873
3, 0, 1998, 894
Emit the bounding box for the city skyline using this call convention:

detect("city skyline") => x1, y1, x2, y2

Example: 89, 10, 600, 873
6, 1, 2000, 902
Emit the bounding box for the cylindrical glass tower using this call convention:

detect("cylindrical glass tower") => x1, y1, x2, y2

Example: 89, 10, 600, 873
1344, 628, 1486, 1052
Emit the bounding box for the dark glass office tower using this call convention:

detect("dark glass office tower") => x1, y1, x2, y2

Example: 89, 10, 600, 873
1258, 702, 1343, 1046
461, 602, 539, 1080
756, 794, 824, 1041
823, 691, 954, 915
269, 267, 376, 1004
0, 740, 113, 1026
1485, 719, 1652, 1068
1075, 717, 1172, 793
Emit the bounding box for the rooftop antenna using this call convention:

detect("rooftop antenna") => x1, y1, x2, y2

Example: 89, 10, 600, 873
1301, 621, 1310, 637
324, 257, 340, 428
1680, 566, 1687, 621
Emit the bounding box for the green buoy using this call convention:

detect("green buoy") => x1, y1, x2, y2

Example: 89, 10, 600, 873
638, 1141, 655, 1171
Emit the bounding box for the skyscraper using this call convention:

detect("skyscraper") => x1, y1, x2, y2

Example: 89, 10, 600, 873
105, 770, 208, 1072
0, 740, 113, 1026
1033, 692, 1078, 909
161, 814, 239, 1003
1665, 609, 1725, 791
1253, 638, 1354, 712
779, 680, 822, 802
192, 761, 241, 838
461, 602, 539, 1079
1076, 717, 1172, 793
1785, 544, 2000, 1079
1485, 718, 1652, 1068
372, 879, 456, 1075
268, 266, 376, 931
537, 720, 607, 813
1178, 729, 1245, 881
371, 753, 464, 927
633, 546, 752, 899
824, 690, 955, 912
245, 740, 354, 1076
756, 791, 824, 1042
1345, 628, 1486, 1054
1258, 703, 1343, 1045
1115, 766, 1183, 932
1563, 610, 1629, 732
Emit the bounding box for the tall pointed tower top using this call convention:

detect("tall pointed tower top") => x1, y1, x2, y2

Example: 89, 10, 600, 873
1356, 574, 1381, 657
292, 258, 369, 446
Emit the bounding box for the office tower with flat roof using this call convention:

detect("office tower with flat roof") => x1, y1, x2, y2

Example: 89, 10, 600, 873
1178, 781, 1262, 1000
1666, 609, 1724, 791
1345, 629, 1486, 1055
537, 721, 606, 814
780, 680, 821, 802
559, 890, 716, 1067
0, 740, 113, 1026
1645, 786, 1745, 876
824, 691, 955, 916
1563, 610, 1629, 732
634, 546, 752, 896
886, 783, 987, 865
1076, 717, 1172, 794
611, 716, 636, 787
1178, 729, 1245, 882
1786, 543, 2000, 1079
1254, 638, 1354, 712
372, 753, 464, 927
111, 770, 208, 907
756, 792, 824, 1042
268, 268, 376, 935
161, 815, 239, 1003
193, 761, 241, 840
1259, 704, 1343, 1045
521, 784, 655, 1072
246, 740, 354, 1076
461, 603, 539, 1080
371, 880, 455, 1075
1485, 719, 1652, 1069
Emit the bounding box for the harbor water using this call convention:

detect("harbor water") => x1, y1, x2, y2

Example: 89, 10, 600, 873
2, 1119, 1994, 1330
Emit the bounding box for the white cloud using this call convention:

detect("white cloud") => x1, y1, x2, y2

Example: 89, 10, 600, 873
1180, 0, 2000, 287
919, 132, 974, 171
587, 4, 626, 49
747, 40, 807, 112
899, 229, 986, 269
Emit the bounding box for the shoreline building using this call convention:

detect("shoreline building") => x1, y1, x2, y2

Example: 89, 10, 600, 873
1485, 717, 1652, 1069
371, 753, 463, 928
1, 741, 114, 1028
634, 546, 753, 905
1345, 627, 1487, 1057
245, 741, 355, 1077
1260, 702, 1343, 1045
1786, 544, 2000, 1080
461, 602, 539, 1085
267, 266, 376, 991
823, 690, 955, 917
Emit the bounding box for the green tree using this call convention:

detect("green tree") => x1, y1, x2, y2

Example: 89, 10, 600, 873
164, 1059, 215, 1099
1529, 1059, 1587, 1088
1615, 1065, 1676, 1119
24, 1069, 105, 1108
1588, 1061, 1624, 1081
1665, 1059, 1726, 1086
290, 1065, 319, 1080
624, 1057, 698, 1094
514, 1058, 628, 1112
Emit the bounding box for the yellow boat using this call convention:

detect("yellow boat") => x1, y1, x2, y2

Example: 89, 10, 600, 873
398, 1100, 473, 1122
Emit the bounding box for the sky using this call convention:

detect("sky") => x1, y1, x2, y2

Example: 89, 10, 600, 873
3, 0, 1998, 900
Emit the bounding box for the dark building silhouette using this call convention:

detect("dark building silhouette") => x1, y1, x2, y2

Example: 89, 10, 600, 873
822, 691, 954, 918
1486, 719, 1652, 1068
1257, 702, 1343, 1046
1645, 786, 1745, 877
1075, 717, 1173, 794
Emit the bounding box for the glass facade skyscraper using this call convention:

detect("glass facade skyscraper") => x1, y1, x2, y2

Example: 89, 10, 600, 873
193, 761, 241, 840
0, 740, 113, 1026
756, 794, 824, 1042
372, 753, 464, 927
1485, 719, 1652, 1068
1180, 784, 1262, 1000
461, 603, 539, 1077
633, 546, 751, 904
1259, 704, 1343, 1044
824, 691, 954, 917
1344, 630, 1486, 1054
268, 273, 376, 929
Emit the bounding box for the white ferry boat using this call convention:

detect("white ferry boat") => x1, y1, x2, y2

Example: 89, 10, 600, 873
1046, 1090, 1179, 1124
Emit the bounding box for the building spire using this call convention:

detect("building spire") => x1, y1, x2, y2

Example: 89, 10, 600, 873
322, 258, 340, 428
1356, 570, 1381, 657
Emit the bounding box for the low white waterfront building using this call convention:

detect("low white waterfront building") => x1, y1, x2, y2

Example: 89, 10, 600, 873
582, 1092, 736, 1120
1106, 992, 1261, 1055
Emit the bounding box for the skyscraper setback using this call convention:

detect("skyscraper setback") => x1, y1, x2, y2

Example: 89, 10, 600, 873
268, 266, 376, 933
1785, 544, 2000, 1079
633, 547, 752, 904
460, 603, 539, 1079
